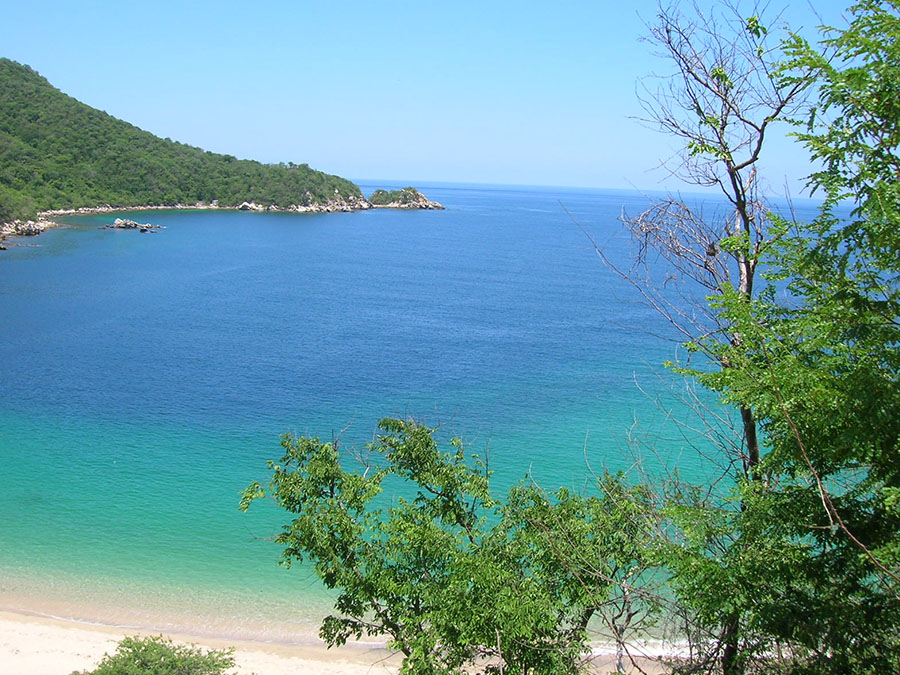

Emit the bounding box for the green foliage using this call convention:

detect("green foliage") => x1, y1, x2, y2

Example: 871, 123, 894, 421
745, 15, 767, 40
242, 418, 661, 674
0, 58, 361, 222
709, 66, 733, 90
71, 635, 234, 675
664, 2, 900, 671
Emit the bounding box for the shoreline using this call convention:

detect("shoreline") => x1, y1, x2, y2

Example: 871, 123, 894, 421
0, 578, 399, 674
0, 576, 331, 646
0, 583, 676, 674
0, 200, 365, 246
0, 191, 445, 246
0, 608, 404, 675
0, 607, 672, 675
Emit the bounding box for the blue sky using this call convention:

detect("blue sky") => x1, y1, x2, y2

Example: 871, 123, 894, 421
2, 0, 850, 192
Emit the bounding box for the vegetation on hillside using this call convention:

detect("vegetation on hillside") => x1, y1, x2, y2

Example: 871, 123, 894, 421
244, 1, 900, 673
0, 58, 361, 223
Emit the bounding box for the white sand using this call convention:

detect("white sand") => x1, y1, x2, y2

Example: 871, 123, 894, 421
0, 609, 674, 674
0, 609, 403, 675
0, 602, 673, 674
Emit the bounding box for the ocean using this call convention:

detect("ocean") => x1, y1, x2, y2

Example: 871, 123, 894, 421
0, 182, 795, 642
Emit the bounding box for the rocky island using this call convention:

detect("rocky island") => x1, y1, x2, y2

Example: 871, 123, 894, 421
368, 187, 445, 210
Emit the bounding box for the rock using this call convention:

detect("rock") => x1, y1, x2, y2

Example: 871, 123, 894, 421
101, 218, 165, 231
282, 193, 373, 213
15, 220, 44, 235
0, 218, 59, 244
113, 218, 141, 228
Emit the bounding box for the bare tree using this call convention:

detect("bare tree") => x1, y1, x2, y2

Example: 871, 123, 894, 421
583, 3, 817, 673
631, 1, 812, 475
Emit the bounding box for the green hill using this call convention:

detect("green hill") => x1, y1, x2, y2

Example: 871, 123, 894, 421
0, 58, 362, 223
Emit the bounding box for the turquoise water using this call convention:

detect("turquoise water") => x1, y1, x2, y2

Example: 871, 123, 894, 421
0, 182, 726, 640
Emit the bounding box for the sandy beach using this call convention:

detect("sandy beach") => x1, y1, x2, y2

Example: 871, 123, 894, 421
0, 605, 673, 674
0, 608, 405, 675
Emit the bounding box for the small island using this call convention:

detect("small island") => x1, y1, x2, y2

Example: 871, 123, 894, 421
368, 187, 445, 210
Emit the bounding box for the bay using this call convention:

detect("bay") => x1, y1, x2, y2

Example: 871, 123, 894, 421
0, 182, 752, 640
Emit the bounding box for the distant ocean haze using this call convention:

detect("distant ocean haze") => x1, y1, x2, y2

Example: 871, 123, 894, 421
0, 182, 819, 641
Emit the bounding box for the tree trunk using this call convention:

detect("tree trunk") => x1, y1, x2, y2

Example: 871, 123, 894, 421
740, 405, 760, 475
722, 612, 741, 675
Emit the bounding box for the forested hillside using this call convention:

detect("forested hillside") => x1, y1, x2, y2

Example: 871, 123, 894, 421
0, 58, 361, 223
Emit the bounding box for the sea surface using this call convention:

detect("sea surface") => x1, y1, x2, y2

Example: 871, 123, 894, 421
0, 182, 818, 642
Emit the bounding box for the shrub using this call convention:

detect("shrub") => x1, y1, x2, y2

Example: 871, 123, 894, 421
72, 635, 235, 675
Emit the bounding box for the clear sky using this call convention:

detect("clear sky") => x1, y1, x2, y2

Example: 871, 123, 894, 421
1, 0, 851, 192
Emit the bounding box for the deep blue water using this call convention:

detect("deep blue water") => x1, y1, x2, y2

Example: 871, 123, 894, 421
0, 182, 799, 639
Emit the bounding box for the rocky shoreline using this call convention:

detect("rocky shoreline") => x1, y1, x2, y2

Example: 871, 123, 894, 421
0, 218, 58, 247
235, 193, 374, 213
0, 189, 444, 248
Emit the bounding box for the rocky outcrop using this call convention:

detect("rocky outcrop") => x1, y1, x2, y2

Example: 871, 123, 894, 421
40, 202, 218, 217
101, 218, 165, 232
284, 193, 373, 213
230, 189, 444, 213
32, 188, 442, 218
0, 218, 57, 245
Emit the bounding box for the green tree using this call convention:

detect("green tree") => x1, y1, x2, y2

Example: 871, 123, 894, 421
241, 418, 662, 674
591, 1, 900, 672
369, 187, 424, 206
675, 0, 900, 671
242, 3, 900, 673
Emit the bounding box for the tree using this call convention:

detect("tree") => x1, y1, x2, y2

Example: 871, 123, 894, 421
610, 0, 900, 671
0, 57, 364, 224
688, 0, 900, 669
241, 418, 663, 674
580, 3, 817, 671
626, 0, 814, 475
593, 1, 900, 671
